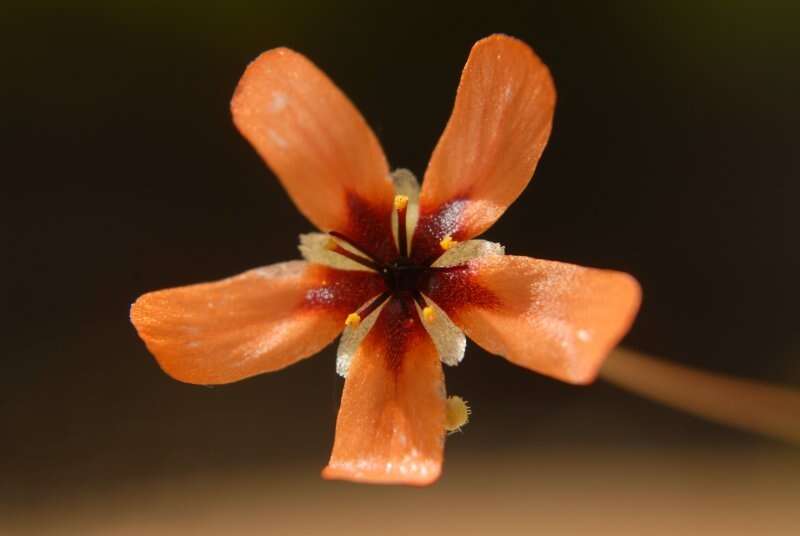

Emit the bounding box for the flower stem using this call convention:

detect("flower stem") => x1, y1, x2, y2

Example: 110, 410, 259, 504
601, 347, 800, 445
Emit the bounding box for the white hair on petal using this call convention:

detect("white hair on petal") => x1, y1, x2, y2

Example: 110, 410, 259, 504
432, 239, 505, 268
336, 297, 387, 377
416, 297, 466, 367
298, 233, 375, 272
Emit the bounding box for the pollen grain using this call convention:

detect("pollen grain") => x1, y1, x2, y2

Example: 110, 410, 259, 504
345, 312, 362, 328
393, 194, 409, 211
439, 235, 458, 251
323, 237, 338, 251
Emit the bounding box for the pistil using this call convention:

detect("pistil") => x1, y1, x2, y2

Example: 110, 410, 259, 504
324, 237, 382, 271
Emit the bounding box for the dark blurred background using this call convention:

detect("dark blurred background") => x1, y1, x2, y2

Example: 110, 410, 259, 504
2, 2, 799, 534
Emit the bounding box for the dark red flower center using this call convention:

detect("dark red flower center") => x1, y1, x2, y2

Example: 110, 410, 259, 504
324, 194, 474, 327
327, 229, 437, 314
383, 257, 428, 295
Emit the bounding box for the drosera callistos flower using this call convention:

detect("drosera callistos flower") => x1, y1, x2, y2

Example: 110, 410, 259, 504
130, 34, 641, 486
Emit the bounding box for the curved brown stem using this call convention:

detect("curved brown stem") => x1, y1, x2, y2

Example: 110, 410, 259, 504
600, 347, 800, 445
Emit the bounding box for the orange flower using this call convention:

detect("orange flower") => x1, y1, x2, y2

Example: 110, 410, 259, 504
130, 34, 641, 486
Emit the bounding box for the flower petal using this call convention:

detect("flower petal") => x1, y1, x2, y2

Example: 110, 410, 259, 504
231, 48, 397, 263
130, 261, 386, 385
323, 297, 446, 486
425, 256, 641, 384
412, 35, 556, 262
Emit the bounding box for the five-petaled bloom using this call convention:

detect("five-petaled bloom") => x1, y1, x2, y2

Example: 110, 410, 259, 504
131, 34, 641, 486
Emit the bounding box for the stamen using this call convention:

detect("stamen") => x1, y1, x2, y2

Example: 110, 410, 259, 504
440, 235, 458, 251
328, 231, 380, 264
325, 236, 382, 271
422, 306, 435, 323
394, 195, 409, 258
445, 395, 471, 433
357, 290, 391, 321
411, 290, 427, 310
345, 313, 361, 328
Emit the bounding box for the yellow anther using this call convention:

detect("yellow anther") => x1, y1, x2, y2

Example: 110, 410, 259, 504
345, 312, 361, 328
422, 305, 435, 323
439, 235, 458, 250
445, 395, 471, 433
323, 237, 338, 251
393, 194, 409, 211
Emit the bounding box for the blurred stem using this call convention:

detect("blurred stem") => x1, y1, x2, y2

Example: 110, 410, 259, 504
601, 347, 800, 445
